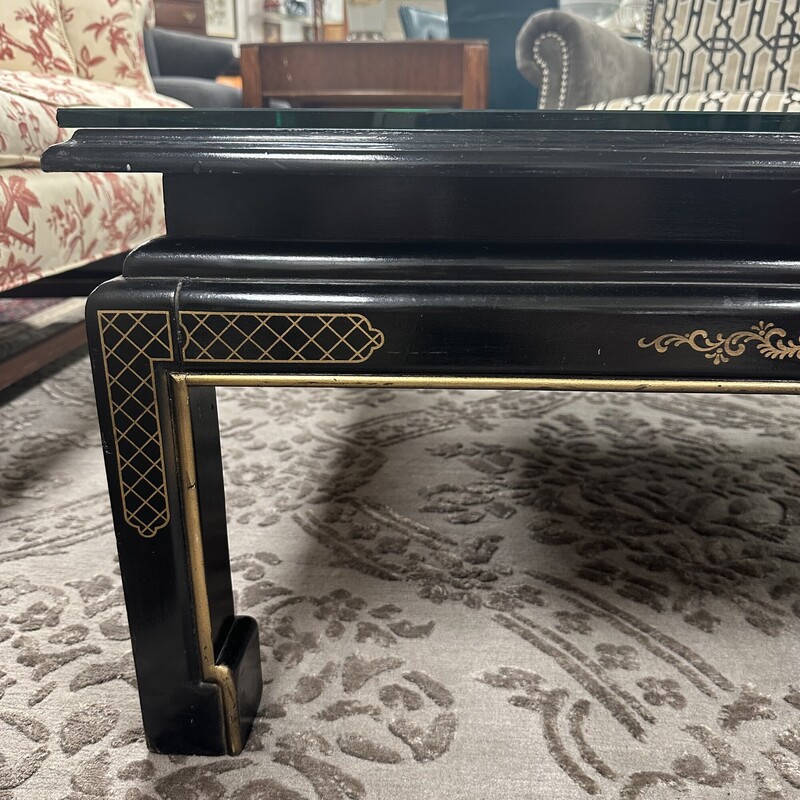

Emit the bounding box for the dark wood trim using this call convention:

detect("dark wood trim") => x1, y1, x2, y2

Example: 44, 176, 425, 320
0, 252, 124, 391
0, 321, 86, 393
461, 43, 489, 109
251, 90, 465, 106
239, 45, 262, 109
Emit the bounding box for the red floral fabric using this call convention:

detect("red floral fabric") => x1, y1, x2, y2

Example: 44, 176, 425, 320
0, 0, 74, 75
0, 0, 173, 290
0, 168, 166, 292
59, 0, 156, 91
0, 70, 185, 167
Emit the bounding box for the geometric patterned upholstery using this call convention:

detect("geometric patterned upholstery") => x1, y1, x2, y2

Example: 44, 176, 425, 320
646, 0, 800, 95
586, 87, 800, 110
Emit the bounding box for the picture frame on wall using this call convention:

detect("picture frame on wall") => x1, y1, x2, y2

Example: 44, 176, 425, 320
204, 0, 237, 37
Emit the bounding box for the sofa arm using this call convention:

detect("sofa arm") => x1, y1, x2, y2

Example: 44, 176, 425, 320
153, 76, 242, 107
516, 10, 652, 109
151, 27, 236, 80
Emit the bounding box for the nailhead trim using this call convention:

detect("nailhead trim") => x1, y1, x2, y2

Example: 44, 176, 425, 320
533, 31, 570, 109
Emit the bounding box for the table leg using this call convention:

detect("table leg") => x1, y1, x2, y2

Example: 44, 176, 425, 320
86, 288, 262, 755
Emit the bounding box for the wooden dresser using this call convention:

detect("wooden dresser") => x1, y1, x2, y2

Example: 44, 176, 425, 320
241, 41, 489, 109
154, 0, 206, 35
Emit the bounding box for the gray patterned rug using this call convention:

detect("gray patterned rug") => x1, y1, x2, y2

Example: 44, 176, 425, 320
2, 356, 800, 799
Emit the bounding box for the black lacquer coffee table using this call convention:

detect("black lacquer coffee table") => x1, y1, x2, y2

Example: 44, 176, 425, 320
43, 109, 800, 756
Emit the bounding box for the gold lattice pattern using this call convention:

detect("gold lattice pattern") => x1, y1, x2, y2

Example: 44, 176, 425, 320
180, 312, 384, 363
98, 311, 174, 538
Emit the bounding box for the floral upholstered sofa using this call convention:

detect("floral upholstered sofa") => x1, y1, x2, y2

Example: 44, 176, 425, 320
0, 0, 185, 294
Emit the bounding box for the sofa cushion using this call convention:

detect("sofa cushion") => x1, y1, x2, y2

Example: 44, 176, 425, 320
0, 70, 186, 168
647, 0, 800, 96
584, 89, 800, 111
59, 0, 155, 91
0, 167, 166, 291
0, 0, 75, 75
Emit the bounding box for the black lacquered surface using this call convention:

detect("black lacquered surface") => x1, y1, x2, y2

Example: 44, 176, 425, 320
43, 128, 800, 181
56, 108, 800, 132
57, 103, 800, 758
121, 236, 800, 382
124, 239, 800, 282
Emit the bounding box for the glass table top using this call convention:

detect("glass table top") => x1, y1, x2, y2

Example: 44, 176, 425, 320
57, 108, 800, 133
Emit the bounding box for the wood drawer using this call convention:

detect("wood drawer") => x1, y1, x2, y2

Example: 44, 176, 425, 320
155, 0, 206, 34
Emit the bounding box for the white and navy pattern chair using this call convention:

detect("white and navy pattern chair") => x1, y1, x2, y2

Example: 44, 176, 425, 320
516, 0, 800, 110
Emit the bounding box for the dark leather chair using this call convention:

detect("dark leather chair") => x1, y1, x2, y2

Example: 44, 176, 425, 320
143, 27, 242, 107
398, 6, 449, 39
445, 0, 558, 108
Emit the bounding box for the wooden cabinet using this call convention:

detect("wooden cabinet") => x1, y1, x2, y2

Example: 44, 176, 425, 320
240, 41, 489, 109
154, 0, 206, 35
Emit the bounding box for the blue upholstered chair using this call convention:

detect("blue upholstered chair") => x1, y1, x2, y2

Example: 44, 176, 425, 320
398, 6, 449, 39
446, 0, 558, 108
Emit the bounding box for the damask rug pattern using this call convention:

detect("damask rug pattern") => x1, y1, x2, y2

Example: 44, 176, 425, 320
2, 356, 800, 799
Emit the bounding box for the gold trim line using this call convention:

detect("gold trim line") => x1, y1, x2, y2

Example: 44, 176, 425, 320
176, 374, 800, 394
162, 367, 800, 753
171, 374, 243, 755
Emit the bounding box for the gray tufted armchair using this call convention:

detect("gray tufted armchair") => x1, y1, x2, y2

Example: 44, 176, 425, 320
516, 0, 800, 111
